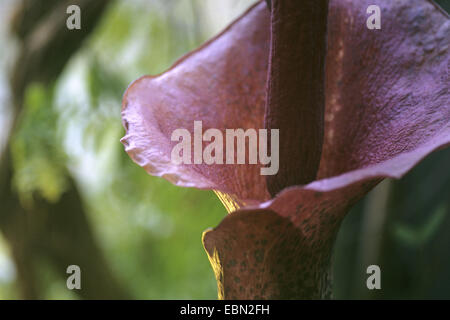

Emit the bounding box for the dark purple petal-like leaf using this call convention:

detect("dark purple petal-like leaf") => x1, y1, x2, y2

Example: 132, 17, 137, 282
121, 2, 270, 205
122, 0, 449, 206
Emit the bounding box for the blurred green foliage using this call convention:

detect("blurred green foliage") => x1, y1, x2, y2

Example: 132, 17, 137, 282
334, 147, 450, 299
11, 83, 68, 206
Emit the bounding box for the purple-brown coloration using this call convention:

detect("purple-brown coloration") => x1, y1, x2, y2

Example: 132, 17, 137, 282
121, 0, 450, 299
265, 0, 329, 196
121, 3, 271, 205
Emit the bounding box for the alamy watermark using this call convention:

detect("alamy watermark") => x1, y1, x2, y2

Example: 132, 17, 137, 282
366, 5, 381, 30
66, 5, 81, 30
366, 265, 381, 290
66, 265, 81, 290
171, 121, 279, 176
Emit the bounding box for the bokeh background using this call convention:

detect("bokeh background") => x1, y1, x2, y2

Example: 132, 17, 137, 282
0, 0, 449, 299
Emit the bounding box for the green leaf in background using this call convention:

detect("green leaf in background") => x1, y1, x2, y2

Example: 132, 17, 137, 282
393, 204, 447, 248
11, 83, 68, 206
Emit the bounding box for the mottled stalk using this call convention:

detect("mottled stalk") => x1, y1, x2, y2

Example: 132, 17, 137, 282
203, 210, 335, 299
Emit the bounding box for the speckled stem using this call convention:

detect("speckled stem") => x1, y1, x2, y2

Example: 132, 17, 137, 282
203, 210, 336, 299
